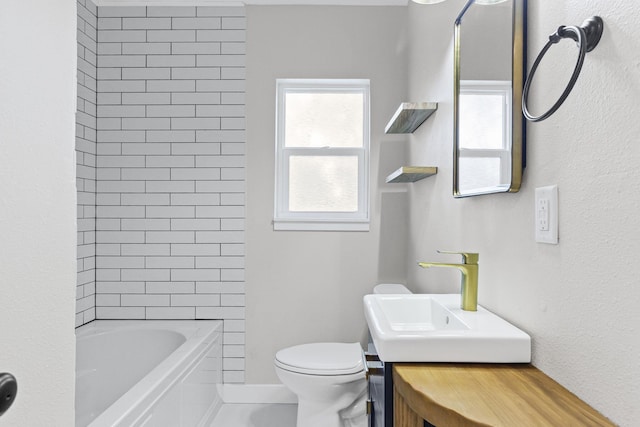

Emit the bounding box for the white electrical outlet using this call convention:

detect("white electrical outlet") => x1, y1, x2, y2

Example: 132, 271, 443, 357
535, 185, 558, 244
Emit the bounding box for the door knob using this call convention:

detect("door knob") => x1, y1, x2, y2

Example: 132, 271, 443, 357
0, 373, 17, 417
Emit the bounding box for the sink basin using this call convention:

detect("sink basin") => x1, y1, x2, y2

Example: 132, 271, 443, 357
373, 294, 468, 332
364, 294, 531, 363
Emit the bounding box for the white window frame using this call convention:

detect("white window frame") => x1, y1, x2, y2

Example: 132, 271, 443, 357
274, 79, 370, 231
459, 80, 512, 186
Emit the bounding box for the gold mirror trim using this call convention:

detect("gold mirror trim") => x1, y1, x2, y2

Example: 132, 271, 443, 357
453, 0, 526, 197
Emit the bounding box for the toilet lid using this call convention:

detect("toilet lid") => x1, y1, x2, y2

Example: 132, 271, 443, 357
275, 342, 364, 376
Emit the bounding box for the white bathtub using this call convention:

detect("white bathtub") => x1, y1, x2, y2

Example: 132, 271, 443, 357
76, 320, 223, 427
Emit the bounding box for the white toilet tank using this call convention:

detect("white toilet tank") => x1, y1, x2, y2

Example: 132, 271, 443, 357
372, 284, 411, 294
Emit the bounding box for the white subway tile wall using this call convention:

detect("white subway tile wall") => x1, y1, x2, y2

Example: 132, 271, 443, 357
94, 5, 246, 383
76, 0, 98, 327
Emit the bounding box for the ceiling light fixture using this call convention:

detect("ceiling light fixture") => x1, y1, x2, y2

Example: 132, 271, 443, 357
411, 0, 509, 4
411, 0, 448, 4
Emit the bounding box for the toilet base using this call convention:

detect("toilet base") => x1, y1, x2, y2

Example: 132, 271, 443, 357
296, 387, 367, 427
339, 390, 368, 427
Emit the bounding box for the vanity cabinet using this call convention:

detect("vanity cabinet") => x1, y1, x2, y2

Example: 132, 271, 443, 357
392, 364, 615, 427
394, 387, 433, 427
366, 340, 393, 427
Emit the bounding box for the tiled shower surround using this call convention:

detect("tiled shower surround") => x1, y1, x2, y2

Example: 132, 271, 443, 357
76, 0, 98, 326
75, 3, 246, 383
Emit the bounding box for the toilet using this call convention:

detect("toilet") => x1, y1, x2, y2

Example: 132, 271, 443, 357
275, 342, 367, 427
275, 284, 411, 427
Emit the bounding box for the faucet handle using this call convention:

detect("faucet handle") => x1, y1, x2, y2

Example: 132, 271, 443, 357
437, 250, 479, 264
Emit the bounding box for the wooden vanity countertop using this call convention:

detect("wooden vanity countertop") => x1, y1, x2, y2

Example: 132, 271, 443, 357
393, 363, 616, 427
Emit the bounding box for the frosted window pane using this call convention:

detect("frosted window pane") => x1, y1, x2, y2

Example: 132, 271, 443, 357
285, 93, 363, 148
459, 93, 505, 149
289, 156, 358, 212
459, 157, 501, 193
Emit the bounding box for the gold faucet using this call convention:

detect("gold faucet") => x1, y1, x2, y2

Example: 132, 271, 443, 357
418, 251, 479, 311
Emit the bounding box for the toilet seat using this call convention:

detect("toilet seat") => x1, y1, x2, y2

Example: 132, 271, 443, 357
275, 342, 364, 376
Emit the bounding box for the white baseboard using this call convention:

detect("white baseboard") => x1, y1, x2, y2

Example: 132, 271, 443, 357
220, 384, 297, 404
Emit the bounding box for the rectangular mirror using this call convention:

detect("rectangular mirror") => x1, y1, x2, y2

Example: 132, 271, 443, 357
453, 0, 526, 197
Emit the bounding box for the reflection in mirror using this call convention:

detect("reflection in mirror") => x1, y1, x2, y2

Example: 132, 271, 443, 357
454, 0, 525, 197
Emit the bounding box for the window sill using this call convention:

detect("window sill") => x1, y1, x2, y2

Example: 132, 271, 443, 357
273, 219, 370, 232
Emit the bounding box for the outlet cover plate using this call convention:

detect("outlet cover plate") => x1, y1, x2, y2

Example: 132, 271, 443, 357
535, 185, 558, 244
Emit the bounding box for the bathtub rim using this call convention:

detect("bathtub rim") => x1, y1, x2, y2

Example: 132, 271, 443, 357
76, 319, 222, 427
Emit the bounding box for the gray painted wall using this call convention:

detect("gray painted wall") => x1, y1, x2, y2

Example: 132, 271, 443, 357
405, 1, 639, 425
245, 5, 409, 384
0, 0, 77, 424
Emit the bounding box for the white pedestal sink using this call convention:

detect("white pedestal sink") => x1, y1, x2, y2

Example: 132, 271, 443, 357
364, 294, 531, 363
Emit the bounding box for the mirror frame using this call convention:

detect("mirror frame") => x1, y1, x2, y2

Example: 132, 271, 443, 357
453, 0, 526, 197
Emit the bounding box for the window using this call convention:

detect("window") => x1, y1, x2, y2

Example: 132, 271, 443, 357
274, 79, 370, 231
458, 80, 512, 193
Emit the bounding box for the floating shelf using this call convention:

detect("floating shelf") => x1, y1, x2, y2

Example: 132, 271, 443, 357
386, 166, 438, 183
385, 102, 438, 134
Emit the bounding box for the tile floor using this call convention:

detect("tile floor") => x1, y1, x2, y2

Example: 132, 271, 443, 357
210, 403, 297, 427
